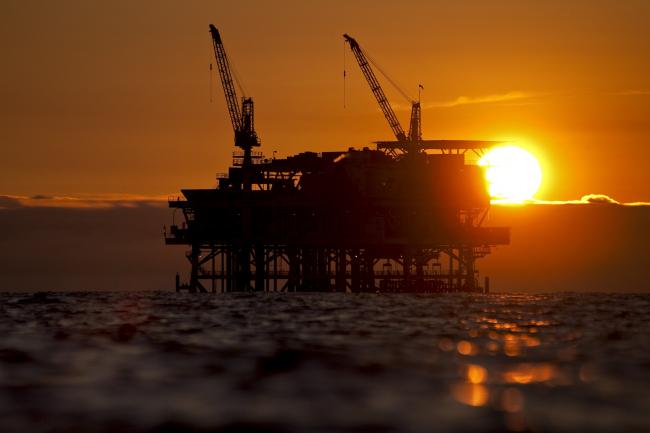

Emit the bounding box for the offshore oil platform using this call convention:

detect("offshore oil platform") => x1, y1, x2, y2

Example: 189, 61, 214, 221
165, 25, 509, 293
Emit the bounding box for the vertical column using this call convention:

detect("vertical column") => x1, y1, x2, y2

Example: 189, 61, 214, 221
415, 250, 424, 292
350, 249, 360, 292
462, 246, 476, 292
288, 246, 299, 292
302, 248, 314, 291
255, 244, 265, 292
364, 250, 375, 292
225, 246, 232, 292
317, 248, 328, 291
220, 246, 225, 293
237, 246, 251, 291
189, 244, 200, 294
211, 245, 216, 293
273, 248, 278, 292
448, 248, 454, 292
403, 250, 412, 292
456, 248, 464, 292
336, 248, 346, 292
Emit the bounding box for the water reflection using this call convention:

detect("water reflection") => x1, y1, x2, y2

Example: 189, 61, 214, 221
457, 340, 478, 356
2, 292, 646, 433
500, 387, 524, 413
486, 341, 499, 353
463, 364, 488, 384
451, 383, 489, 407
438, 337, 455, 352
579, 363, 599, 382
502, 362, 556, 384
450, 306, 569, 430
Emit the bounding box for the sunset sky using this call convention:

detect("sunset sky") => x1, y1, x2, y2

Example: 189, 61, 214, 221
1, 1, 649, 293
2, 0, 649, 202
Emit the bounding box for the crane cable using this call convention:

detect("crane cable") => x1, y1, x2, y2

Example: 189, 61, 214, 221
209, 29, 249, 99
209, 34, 213, 103
364, 49, 414, 104
229, 58, 248, 100
343, 39, 346, 109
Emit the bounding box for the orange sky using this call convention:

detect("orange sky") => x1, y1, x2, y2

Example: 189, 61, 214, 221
1, 0, 649, 202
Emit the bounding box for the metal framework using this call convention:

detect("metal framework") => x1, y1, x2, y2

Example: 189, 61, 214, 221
209, 24, 259, 170
344, 33, 425, 156
166, 149, 509, 293
166, 243, 496, 293
164, 26, 510, 293
343, 34, 408, 144
167, 241, 500, 294
209, 25, 242, 134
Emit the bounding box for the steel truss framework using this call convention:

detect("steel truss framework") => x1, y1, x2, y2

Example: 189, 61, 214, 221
174, 25, 511, 294
176, 242, 491, 294
166, 148, 509, 293
176, 244, 489, 292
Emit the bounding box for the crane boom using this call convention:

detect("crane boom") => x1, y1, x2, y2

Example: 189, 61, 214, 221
343, 34, 407, 143
209, 24, 260, 175
209, 25, 242, 133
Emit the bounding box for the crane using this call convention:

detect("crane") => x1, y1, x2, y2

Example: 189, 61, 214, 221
343, 34, 421, 155
209, 24, 260, 169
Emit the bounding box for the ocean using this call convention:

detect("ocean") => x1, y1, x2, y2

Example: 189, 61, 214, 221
1, 292, 648, 433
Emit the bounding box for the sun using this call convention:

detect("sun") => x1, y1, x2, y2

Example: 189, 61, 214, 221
478, 145, 542, 203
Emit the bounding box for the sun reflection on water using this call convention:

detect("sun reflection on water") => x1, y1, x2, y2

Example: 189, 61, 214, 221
502, 363, 557, 384
456, 340, 478, 356
501, 387, 524, 413
450, 383, 490, 407
447, 304, 573, 430
464, 364, 488, 384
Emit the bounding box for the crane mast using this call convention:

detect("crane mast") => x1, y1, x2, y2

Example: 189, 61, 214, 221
209, 24, 259, 169
344, 34, 421, 155
408, 101, 421, 143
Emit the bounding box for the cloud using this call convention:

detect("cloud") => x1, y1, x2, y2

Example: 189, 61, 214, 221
0, 195, 24, 209
418, 89, 649, 110
579, 194, 620, 204
0, 194, 169, 209
5, 192, 648, 210
494, 194, 650, 206
424, 91, 540, 108
609, 90, 650, 96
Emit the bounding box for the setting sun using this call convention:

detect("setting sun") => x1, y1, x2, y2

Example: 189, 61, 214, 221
479, 146, 542, 203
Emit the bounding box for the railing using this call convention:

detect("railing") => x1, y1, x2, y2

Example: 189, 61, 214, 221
232, 151, 266, 166
192, 270, 456, 279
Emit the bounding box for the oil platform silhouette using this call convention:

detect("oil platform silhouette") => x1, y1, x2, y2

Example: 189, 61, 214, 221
165, 25, 510, 293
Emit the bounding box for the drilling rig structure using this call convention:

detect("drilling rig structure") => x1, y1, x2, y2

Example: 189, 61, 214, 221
165, 26, 510, 293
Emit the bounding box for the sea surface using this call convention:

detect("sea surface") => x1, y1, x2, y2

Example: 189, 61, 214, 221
0, 292, 649, 433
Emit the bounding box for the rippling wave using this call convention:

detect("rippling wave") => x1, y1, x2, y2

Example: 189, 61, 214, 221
1, 292, 649, 432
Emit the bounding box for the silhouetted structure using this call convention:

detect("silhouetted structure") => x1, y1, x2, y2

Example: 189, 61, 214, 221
164, 26, 509, 293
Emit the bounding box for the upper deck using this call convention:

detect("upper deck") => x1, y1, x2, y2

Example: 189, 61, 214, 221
166, 147, 509, 249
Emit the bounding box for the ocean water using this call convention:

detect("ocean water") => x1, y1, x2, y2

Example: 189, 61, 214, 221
0, 292, 649, 433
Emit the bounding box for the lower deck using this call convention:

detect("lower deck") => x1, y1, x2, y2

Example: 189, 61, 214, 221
168, 243, 495, 294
